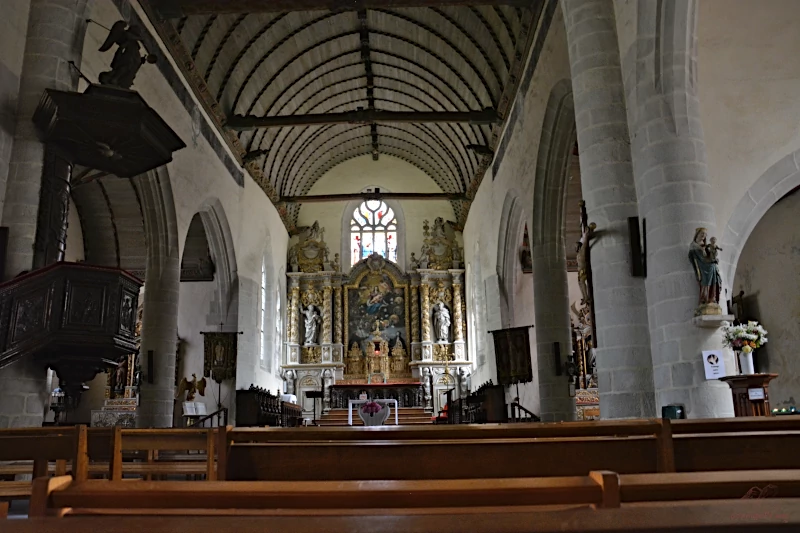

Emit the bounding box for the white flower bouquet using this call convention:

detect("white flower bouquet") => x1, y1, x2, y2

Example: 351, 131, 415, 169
721, 321, 768, 353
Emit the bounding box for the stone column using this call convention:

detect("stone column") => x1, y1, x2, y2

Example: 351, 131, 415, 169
136, 176, 180, 429
562, 0, 655, 418
0, 0, 91, 429
618, 1, 733, 418
1, 0, 91, 276
410, 280, 421, 361
532, 249, 576, 422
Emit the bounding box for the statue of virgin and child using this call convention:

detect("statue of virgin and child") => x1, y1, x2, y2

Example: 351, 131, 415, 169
688, 227, 723, 315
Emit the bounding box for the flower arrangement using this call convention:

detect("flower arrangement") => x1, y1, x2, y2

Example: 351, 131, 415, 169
722, 321, 768, 353
361, 401, 382, 415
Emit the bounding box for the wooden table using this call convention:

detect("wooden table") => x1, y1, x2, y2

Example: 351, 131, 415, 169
348, 399, 398, 425
720, 374, 779, 417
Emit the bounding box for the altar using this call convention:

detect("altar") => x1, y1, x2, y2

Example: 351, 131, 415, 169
281, 218, 472, 417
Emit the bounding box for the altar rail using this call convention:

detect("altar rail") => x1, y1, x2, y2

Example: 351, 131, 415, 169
330, 383, 424, 409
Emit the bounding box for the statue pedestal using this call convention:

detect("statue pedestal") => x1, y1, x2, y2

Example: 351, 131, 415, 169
692, 314, 734, 328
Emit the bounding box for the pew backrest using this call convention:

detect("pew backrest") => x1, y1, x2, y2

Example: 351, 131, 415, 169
109, 427, 216, 481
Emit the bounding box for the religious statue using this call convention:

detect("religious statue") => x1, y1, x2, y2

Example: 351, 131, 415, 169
432, 217, 447, 238
458, 367, 470, 398
576, 219, 595, 306
301, 304, 321, 345
282, 369, 296, 395
409, 252, 420, 270
422, 367, 432, 408
308, 221, 322, 241
433, 302, 451, 343
419, 244, 431, 267
176, 373, 207, 401
332, 253, 340, 272
689, 227, 723, 315
114, 356, 127, 394
98, 21, 157, 90
289, 249, 299, 272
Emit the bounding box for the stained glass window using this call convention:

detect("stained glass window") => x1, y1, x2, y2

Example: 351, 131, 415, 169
350, 200, 398, 266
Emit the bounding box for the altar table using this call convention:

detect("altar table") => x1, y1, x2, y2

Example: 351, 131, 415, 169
348, 399, 399, 426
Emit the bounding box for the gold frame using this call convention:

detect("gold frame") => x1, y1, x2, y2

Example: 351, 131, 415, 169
344, 268, 411, 358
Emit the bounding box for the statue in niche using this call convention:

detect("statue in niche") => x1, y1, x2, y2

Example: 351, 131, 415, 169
301, 304, 321, 345
689, 228, 723, 315
98, 21, 157, 90
433, 302, 451, 343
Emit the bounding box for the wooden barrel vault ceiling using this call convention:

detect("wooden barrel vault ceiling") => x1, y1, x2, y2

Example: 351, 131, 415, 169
141, 0, 546, 228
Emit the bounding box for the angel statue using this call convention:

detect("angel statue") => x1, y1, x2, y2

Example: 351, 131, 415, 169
97, 21, 157, 89
176, 373, 207, 401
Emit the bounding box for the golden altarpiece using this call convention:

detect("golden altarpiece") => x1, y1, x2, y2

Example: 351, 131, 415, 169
283, 219, 471, 415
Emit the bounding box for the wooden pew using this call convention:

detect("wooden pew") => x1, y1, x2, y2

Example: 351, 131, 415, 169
222, 417, 800, 481
7, 500, 800, 533
28, 469, 800, 518
107, 426, 216, 481
0, 426, 88, 504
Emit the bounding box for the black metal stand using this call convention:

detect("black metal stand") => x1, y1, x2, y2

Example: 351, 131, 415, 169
305, 390, 324, 425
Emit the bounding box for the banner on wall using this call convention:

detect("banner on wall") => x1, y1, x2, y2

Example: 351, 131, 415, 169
202, 332, 239, 383
491, 326, 534, 386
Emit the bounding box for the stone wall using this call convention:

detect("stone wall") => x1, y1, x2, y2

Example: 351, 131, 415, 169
733, 189, 800, 407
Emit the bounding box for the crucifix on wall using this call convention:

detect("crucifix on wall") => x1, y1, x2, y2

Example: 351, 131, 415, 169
576, 201, 598, 348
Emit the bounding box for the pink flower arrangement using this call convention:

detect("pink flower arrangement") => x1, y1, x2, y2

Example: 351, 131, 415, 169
361, 401, 382, 415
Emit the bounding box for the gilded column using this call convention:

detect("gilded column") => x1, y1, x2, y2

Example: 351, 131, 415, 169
420, 283, 431, 342
452, 281, 464, 341
334, 286, 343, 345
289, 285, 300, 343
322, 285, 332, 344
411, 285, 420, 343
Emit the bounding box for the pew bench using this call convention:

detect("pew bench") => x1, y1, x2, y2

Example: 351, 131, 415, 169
107, 427, 216, 481
7, 499, 800, 533
28, 469, 800, 518
0, 426, 88, 506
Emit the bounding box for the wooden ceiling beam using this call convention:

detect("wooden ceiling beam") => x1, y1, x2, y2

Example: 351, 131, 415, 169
280, 192, 466, 204
156, 0, 534, 17
227, 109, 499, 130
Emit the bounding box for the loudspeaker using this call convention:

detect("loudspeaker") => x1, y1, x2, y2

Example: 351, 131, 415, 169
662, 404, 686, 420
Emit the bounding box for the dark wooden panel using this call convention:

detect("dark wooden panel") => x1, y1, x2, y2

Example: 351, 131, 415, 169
227, 437, 659, 481
674, 432, 800, 472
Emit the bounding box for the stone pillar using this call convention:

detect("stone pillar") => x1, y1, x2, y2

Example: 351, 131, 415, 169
618, 1, 733, 418
562, 0, 655, 418
0, 0, 91, 428
1, 0, 91, 277
136, 171, 180, 428
532, 249, 576, 422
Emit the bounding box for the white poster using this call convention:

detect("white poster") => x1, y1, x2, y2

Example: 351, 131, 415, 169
702, 350, 724, 380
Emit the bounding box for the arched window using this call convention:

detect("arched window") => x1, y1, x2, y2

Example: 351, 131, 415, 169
274, 286, 281, 375
260, 259, 267, 366
350, 199, 398, 266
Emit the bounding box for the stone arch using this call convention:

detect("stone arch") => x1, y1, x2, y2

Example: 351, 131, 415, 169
180, 214, 214, 281
530, 78, 576, 422
720, 149, 800, 289
340, 186, 407, 273
496, 189, 527, 328
195, 199, 239, 328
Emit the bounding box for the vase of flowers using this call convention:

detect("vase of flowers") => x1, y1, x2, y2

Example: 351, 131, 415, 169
722, 321, 768, 375
358, 400, 390, 426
